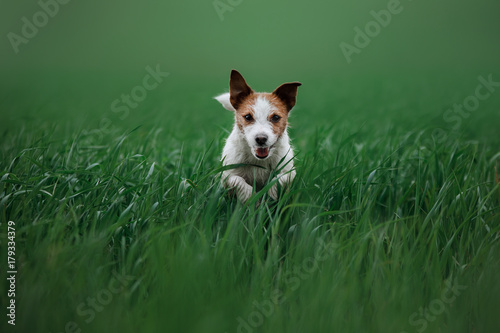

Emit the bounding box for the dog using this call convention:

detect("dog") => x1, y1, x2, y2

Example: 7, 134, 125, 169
214, 70, 301, 202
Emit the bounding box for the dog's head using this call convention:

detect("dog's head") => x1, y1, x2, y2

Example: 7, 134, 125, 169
215, 70, 301, 160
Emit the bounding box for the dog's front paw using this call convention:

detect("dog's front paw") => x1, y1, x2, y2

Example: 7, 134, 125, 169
268, 184, 278, 200
238, 184, 253, 203
268, 172, 295, 200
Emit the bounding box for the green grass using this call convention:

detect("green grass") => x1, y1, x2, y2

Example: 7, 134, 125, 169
1, 73, 500, 333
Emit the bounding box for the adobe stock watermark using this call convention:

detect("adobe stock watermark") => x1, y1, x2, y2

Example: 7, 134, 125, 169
110, 65, 169, 120
6, 221, 17, 326
51, 271, 135, 333
213, 0, 244, 21
81, 64, 169, 143
234, 238, 335, 333
441, 74, 499, 132
340, 0, 415, 64
402, 74, 498, 182
7, 0, 72, 54
400, 279, 467, 333
421, 74, 498, 152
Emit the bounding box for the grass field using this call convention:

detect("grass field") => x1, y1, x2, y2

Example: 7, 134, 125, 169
1, 70, 500, 332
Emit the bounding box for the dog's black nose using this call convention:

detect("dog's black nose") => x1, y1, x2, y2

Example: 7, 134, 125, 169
255, 136, 268, 146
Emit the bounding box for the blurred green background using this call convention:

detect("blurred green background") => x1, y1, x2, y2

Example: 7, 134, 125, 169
2, 0, 500, 75
2, 0, 500, 135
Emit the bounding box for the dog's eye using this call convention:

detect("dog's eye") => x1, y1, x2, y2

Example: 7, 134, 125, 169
271, 115, 281, 122
244, 114, 253, 121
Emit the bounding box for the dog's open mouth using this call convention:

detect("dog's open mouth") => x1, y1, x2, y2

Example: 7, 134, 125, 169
255, 147, 270, 159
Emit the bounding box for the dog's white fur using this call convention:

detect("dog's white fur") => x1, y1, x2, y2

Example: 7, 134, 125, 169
214, 71, 301, 202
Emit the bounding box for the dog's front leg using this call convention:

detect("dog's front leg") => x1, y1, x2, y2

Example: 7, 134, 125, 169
268, 170, 296, 200
225, 175, 253, 203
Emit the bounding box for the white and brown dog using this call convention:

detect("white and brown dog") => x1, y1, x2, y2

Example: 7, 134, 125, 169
215, 70, 301, 202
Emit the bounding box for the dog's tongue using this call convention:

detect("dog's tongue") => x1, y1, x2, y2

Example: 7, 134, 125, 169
256, 147, 269, 158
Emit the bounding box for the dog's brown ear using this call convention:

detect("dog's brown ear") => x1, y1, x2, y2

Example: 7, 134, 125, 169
272, 82, 302, 112
229, 70, 253, 110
